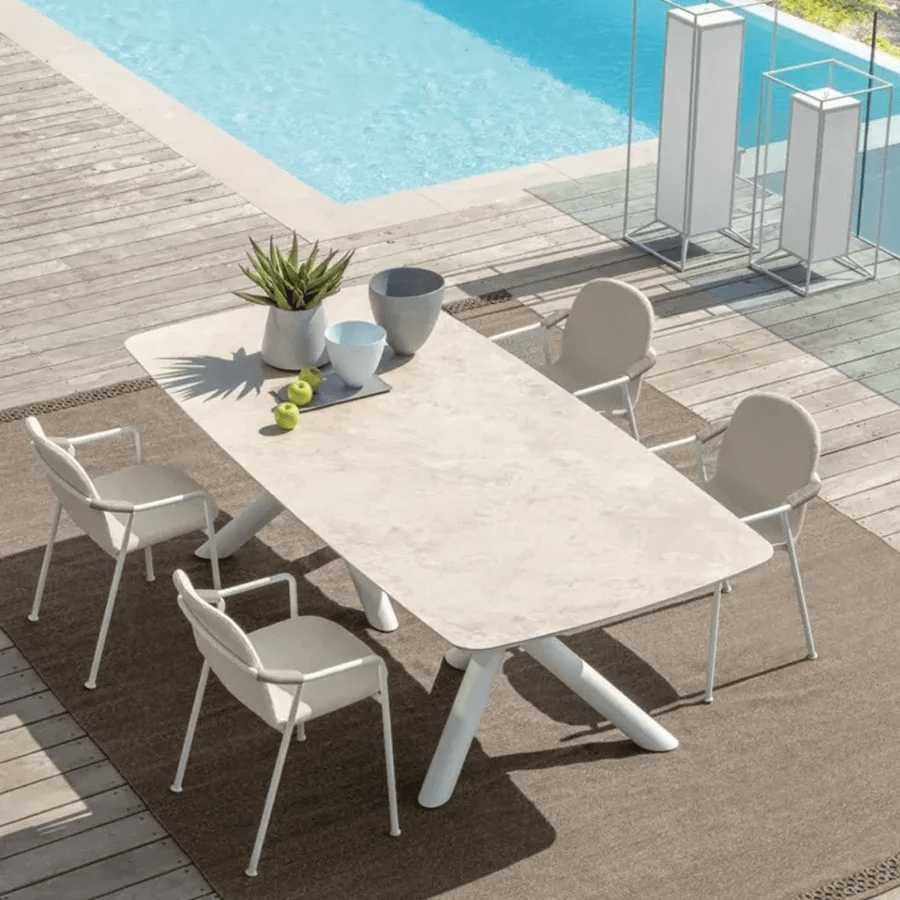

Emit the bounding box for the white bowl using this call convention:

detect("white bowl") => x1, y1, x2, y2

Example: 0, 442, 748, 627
324, 320, 386, 388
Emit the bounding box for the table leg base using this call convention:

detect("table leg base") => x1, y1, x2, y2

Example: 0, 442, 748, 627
346, 562, 399, 632
418, 649, 506, 808
195, 492, 285, 559
417, 637, 679, 809
522, 636, 678, 752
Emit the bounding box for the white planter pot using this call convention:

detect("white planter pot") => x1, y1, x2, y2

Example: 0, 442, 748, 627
260, 304, 327, 370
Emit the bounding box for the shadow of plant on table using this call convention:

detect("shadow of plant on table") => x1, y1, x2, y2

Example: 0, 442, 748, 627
156, 349, 274, 402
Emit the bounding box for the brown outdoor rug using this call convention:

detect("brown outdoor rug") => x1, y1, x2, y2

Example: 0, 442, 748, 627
2, 301, 900, 900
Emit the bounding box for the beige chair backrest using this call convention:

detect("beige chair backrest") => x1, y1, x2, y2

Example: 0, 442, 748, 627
24, 416, 118, 547
173, 570, 282, 729
560, 278, 654, 402
713, 392, 820, 536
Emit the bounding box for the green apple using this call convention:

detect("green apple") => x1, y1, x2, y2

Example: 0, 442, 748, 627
287, 379, 314, 407
298, 366, 324, 392
274, 402, 301, 431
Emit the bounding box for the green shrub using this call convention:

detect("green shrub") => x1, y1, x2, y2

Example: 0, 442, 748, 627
772, 0, 898, 58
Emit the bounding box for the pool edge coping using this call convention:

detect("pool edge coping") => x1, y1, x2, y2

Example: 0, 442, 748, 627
0, 0, 660, 242
4, 0, 895, 243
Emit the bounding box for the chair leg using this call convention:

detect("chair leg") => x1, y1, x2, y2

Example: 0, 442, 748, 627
171, 661, 210, 793
29, 501, 62, 622
784, 526, 817, 660
246, 694, 302, 877
84, 547, 129, 690
721, 580, 733, 594
295, 721, 306, 742
377, 668, 401, 838
704, 582, 724, 703
204, 500, 222, 590
144, 547, 155, 582
621, 383, 640, 441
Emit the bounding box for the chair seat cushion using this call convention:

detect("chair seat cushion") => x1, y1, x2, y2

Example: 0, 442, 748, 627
249, 617, 381, 725
93, 464, 213, 553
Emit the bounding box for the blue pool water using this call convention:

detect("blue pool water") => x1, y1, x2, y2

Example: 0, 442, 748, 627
21, 0, 900, 208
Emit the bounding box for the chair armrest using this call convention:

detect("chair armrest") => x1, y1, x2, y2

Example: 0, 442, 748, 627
695, 419, 728, 444
217, 573, 298, 618
253, 667, 306, 685
646, 432, 708, 482
740, 504, 791, 525
740, 479, 821, 528
647, 434, 700, 455
648, 418, 726, 456
574, 349, 659, 402
55, 425, 144, 463
624, 348, 657, 380
256, 654, 383, 685
92, 490, 215, 518
543, 309, 569, 328
490, 307, 569, 344
490, 317, 556, 364
573, 374, 629, 399
488, 321, 542, 343
129, 489, 212, 514
786, 479, 821, 508
88, 497, 136, 513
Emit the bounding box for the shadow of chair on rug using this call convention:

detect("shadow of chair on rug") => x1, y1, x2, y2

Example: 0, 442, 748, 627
0, 526, 563, 899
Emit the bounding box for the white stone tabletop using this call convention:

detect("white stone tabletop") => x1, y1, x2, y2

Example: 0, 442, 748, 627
126, 285, 772, 650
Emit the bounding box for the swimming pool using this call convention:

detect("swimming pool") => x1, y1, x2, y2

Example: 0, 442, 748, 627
20, 0, 900, 209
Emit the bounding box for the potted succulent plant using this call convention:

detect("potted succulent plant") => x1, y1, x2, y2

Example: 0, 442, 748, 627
234, 231, 354, 370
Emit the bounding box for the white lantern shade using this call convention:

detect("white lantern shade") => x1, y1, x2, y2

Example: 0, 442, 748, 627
655, 4, 745, 236
779, 88, 861, 263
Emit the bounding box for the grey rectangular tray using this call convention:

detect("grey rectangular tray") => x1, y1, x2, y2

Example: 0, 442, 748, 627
273, 364, 391, 413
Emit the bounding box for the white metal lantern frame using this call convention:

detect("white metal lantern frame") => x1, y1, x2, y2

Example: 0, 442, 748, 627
748, 59, 892, 297
624, 0, 780, 272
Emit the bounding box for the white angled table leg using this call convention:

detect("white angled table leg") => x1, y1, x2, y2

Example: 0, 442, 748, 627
346, 562, 399, 632
522, 636, 678, 752
418, 648, 505, 808
195, 491, 285, 559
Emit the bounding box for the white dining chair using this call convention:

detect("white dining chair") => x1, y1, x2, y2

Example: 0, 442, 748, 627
489, 278, 657, 439
25, 415, 221, 689
648, 392, 820, 701
170, 568, 401, 877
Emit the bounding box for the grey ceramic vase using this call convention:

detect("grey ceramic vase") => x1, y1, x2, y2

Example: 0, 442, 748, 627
260, 304, 327, 370
368, 267, 445, 356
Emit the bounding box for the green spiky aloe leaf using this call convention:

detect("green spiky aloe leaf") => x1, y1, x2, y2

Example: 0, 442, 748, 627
298, 241, 319, 281
233, 290, 271, 305
287, 232, 300, 269
233, 232, 353, 310
248, 237, 277, 276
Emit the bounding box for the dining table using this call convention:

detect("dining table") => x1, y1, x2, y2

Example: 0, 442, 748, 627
125, 284, 772, 808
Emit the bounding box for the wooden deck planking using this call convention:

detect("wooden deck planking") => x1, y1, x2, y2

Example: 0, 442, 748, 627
2, 840, 194, 900
1, 813, 170, 893
819, 409, 900, 456
0, 694, 66, 735
681, 361, 855, 423
798, 380, 887, 414
650, 338, 811, 394
89, 869, 221, 900
0, 714, 84, 764
0, 788, 146, 861
0, 641, 213, 900
854, 369, 900, 397
813, 395, 900, 433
